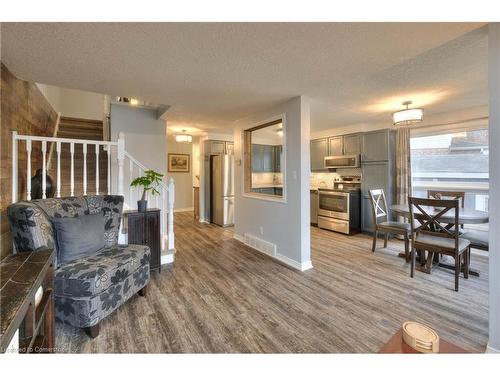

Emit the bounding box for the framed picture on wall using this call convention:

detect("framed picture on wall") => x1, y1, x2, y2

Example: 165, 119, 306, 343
168, 153, 190, 173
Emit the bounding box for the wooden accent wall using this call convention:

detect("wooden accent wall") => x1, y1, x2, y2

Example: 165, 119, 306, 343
0, 63, 58, 258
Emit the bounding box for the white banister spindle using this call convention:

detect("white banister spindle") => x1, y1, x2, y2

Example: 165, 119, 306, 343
117, 132, 125, 196
129, 159, 133, 204
83, 144, 87, 196
26, 140, 32, 201
161, 188, 166, 249
168, 177, 175, 250
41, 141, 47, 199
12, 131, 18, 203
56, 142, 61, 198
95, 144, 100, 195
106, 145, 111, 195
70, 142, 75, 197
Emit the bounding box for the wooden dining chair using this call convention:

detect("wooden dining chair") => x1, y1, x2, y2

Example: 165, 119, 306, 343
427, 190, 466, 230
408, 197, 471, 292
369, 189, 411, 261
427, 190, 465, 208
461, 229, 489, 251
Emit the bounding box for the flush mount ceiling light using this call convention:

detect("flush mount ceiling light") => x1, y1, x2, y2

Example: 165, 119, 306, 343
393, 101, 424, 126
175, 130, 192, 143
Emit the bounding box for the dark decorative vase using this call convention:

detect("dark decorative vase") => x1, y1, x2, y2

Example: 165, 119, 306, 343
137, 200, 148, 212
31, 169, 55, 199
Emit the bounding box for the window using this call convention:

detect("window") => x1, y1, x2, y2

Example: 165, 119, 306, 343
410, 128, 489, 229
243, 118, 284, 199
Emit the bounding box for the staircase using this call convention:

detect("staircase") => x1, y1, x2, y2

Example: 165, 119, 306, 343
12, 129, 175, 255
49, 117, 108, 197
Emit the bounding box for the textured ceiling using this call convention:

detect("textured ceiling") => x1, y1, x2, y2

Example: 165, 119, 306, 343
1, 22, 487, 134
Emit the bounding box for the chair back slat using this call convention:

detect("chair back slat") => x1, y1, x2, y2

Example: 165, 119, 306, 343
408, 196, 460, 245
427, 190, 465, 208
369, 189, 388, 224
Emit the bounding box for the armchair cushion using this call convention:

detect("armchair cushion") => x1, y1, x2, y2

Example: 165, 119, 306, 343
55, 244, 150, 297
54, 244, 151, 328
85, 195, 124, 247
52, 213, 106, 265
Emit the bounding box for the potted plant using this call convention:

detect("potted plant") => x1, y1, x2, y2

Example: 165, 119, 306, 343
130, 170, 164, 212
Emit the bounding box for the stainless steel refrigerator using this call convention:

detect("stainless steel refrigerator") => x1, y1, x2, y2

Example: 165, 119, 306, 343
210, 155, 234, 226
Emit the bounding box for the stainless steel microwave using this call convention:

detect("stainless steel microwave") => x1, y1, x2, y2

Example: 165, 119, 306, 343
324, 155, 360, 169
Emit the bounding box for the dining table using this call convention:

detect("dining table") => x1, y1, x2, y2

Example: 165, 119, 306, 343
390, 204, 489, 276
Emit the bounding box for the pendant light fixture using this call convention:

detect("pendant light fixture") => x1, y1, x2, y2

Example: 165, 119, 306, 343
393, 101, 424, 126
175, 129, 192, 143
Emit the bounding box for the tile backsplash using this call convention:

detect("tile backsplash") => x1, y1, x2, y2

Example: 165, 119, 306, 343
252, 172, 283, 185
310, 168, 361, 189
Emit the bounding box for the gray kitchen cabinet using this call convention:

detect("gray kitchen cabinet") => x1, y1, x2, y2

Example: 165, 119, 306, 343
310, 138, 329, 171
328, 136, 343, 156
252, 144, 264, 172
362, 129, 390, 162
210, 140, 226, 155
310, 190, 318, 225
274, 145, 282, 172
262, 145, 274, 172
252, 144, 278, 172
361, 162, 390, 198
361, 197, 375, 233
343, 133, 361, 155
225, 142, 234, 155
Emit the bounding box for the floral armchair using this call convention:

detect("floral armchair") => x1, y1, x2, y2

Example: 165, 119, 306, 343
7, 195, 150, 338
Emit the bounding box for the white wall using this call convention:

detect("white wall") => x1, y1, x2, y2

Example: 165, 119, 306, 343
36, 83, 104, 120
488, 22, 500, 353
233, 96, 312, 270
166, 136, 194, 211
110, 103, 167, 206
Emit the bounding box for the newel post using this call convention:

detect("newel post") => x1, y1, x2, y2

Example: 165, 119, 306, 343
168, 177, 175, 250
117, 132, 125, 196
12, 131, 18, 203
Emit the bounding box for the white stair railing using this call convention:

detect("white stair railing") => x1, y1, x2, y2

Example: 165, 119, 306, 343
11, 130, 175, 253
124, 150, 175, 252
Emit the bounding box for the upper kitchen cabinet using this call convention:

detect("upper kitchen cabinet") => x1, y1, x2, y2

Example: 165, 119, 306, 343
252, 144, 264, 172
328, 136, 343, 156
225, 142, 234, 155
343, 133, 362, 155
362, 129, 390, 162
205, 140, 234, 156
262, 145, 274, 172
310, 138, 329, 171
274, 145, 282, 172
209, 140, 226, 155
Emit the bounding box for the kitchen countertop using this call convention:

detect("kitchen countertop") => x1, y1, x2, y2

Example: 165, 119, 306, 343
252, 184, 283, 189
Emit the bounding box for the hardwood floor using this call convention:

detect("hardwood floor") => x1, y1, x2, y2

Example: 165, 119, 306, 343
55, 211, 489, 353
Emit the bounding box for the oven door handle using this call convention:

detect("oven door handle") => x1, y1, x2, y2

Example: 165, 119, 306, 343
319, 191, 349, 197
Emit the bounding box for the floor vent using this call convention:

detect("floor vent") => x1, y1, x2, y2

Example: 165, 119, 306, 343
243, 233, 277, 257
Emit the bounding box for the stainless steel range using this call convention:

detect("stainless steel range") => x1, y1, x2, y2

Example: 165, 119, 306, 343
317, 176, 361, 235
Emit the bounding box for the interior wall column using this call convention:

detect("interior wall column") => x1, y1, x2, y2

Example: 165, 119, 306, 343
488, 22, 500, 353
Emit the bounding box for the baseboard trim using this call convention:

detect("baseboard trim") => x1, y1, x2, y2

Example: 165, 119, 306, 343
199, 218, 210, 224
233, 234, 313, 272
161, 252, 174, 264
169, 207, 193, 213
486, 343, 500, 353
